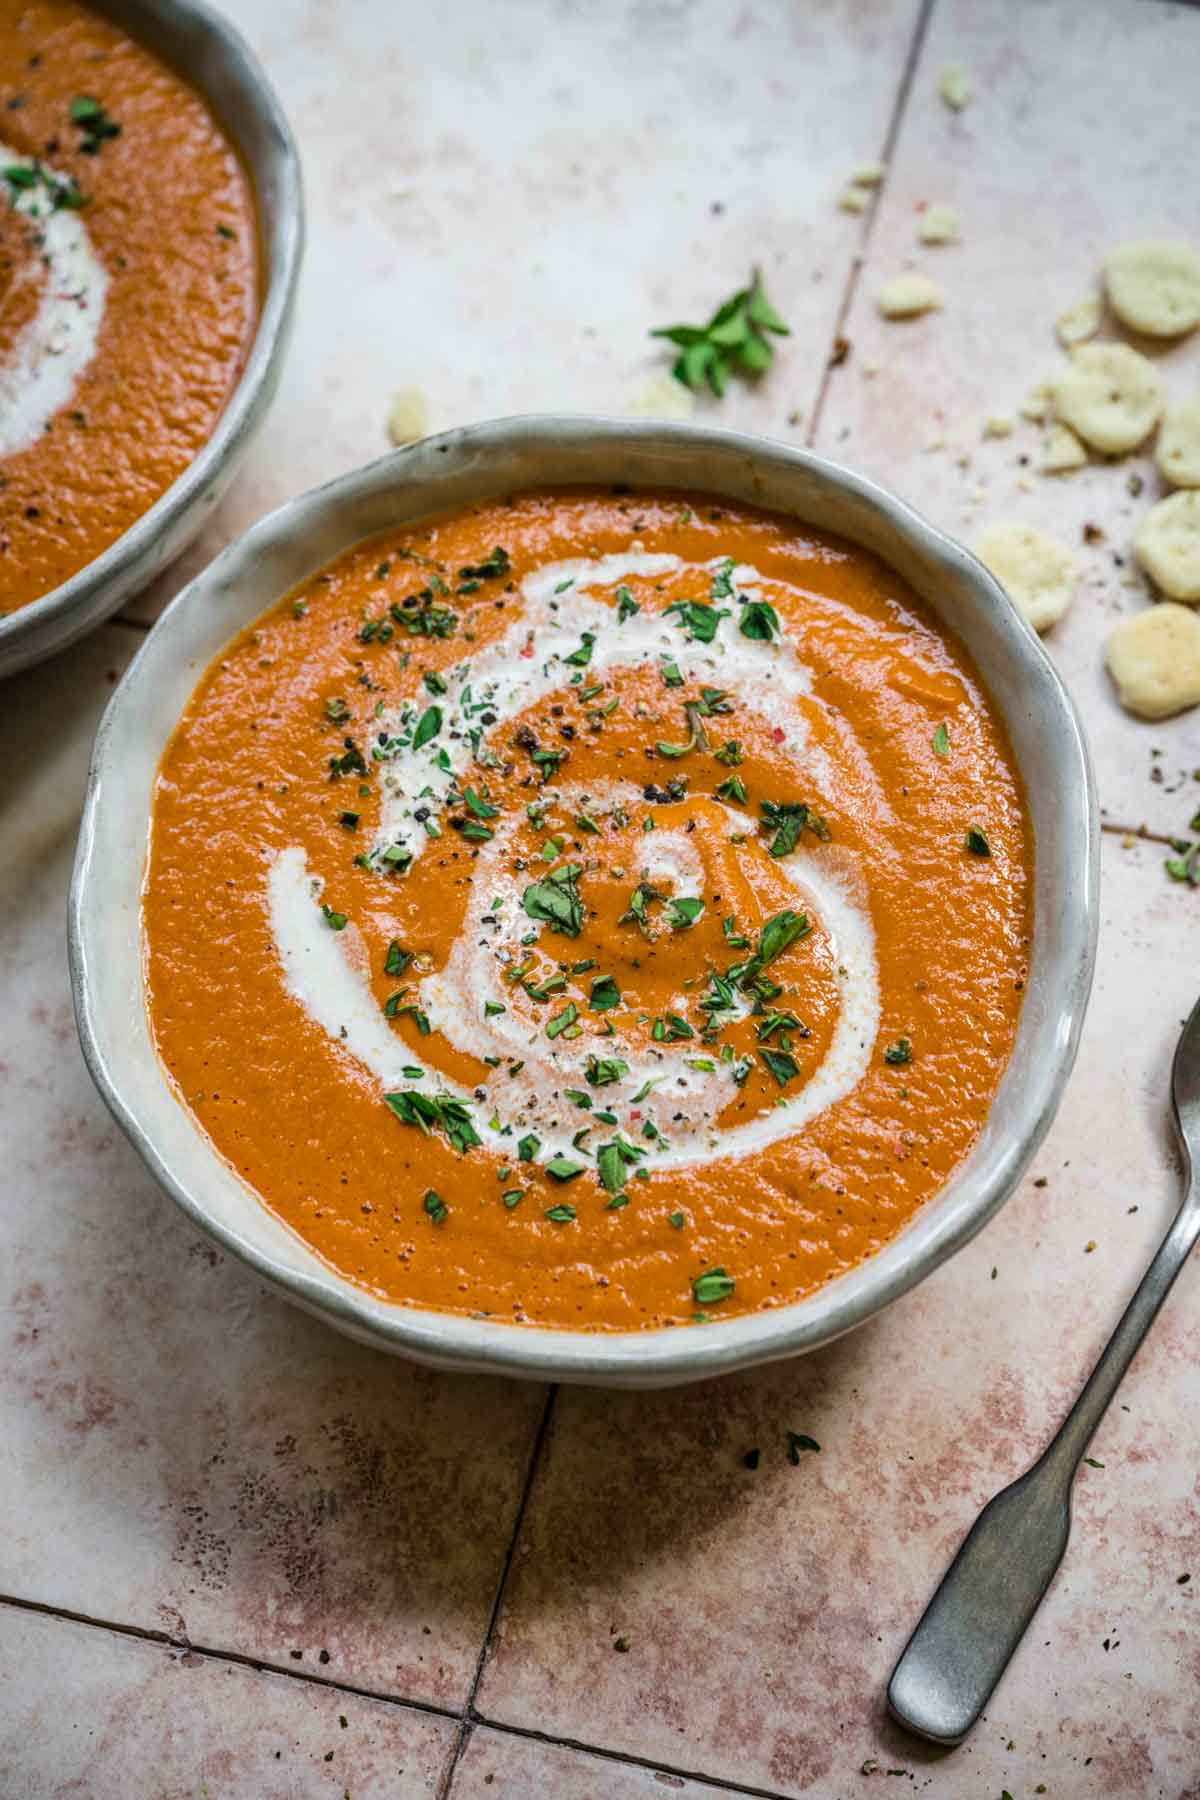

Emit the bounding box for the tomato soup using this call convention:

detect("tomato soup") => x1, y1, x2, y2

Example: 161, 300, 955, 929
144, 490, 1032, 1331
0, 0, 258, 614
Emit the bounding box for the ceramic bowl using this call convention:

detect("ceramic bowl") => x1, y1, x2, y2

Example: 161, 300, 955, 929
70, 416, 1099, 1387
0, 0, 303, 678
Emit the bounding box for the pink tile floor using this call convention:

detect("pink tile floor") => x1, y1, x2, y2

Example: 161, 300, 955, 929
3, 2, 1200, 1794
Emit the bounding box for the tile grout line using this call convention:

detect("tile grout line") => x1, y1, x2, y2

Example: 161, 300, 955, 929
462, 1711, 803, 1800
0, 1587, 802, 1800
804, 0, 938, 451
0, 1589, 463, 1724
439, 1383, 559, 1796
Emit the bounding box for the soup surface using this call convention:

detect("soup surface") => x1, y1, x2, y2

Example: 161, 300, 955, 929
0, 0, 258, 615
144, 490, 1032, 1331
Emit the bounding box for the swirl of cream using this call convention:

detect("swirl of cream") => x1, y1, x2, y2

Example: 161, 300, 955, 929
267, 551, 881, 1174
0, 153, 108, 460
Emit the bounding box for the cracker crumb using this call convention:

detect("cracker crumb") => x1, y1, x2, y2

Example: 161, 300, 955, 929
938, 64, 971, 110
878, 274, 943, 319
918, 204, 959, 246
1020, 379, 1056, 424
1041, 423, 1088, 474
387, 385, 429, 445
851, 162, 887, 187
983, 414, 1015, 439
862, 359, 881, 377
838, 185, 870, 214
1056, 296, 1101, 347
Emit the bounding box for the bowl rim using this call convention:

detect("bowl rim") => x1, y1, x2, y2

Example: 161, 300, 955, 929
70, 414, 1100, 1386
0, 0, 304, 673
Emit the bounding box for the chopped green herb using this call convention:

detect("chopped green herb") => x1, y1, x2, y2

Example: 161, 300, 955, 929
597, 1137, 644, 1194
321, 904, 348, 931
544, 1157, 585, 1182
668, 896, 705, 930
412, 705, 442, 750
664, 598, 729, 644
384, 1089, 481, 1153
739, 599, 780, 641
615, 584, 639, 622
339, 811, 359, 831
668, 1211, 686, 1229
691, 1267, 735, 1305
932, 722, 950, 757
546, 1002, 579, 1039
563, 632, 595, 667
715, 773, 747, 804
544, 1203, 577, 1223
522, 864, 584, 937
589, 974, 621, 1012
585, 1055, 629, 1087
422, 1189, 448, 1224
517, 1133, 540, 1163
502, 1189, 525, 1209
787, 1431, 820, 1462
966, 826, 991, 857
760, 798, 829, 857
760, 1048, 800, 1087
884, 1037, 913, 1066
384, 940, 413, 977
484, 999, 506, 1018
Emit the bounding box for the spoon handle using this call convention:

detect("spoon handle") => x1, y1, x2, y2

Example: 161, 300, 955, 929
888, 1192, 1200, 1746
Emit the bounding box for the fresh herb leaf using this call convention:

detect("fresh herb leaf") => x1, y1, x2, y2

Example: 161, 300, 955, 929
760, 798, 829, 857
422, 1189, 448, 1224
321, 904, 348, 931
615, 584, 639, 622
760, 1047, 800, 1087
691, 1266, 735, 1305
664, 598, 729, 644
544, 1202, 577, 1222
932, 722, 950, 757
589, 974, 621, 1012
652, 269, 791, 397
966, 826, 991, 857
787, 1431, 821, 1462
739, 599, 780, 642
412, 705, 442, 750
544, 1157, 585, 1183
522, 864, 584, 937
586, 1055, 629, 1087
384, 940, 413, 977
715, 773, 747, 805
668, 896, 705, 930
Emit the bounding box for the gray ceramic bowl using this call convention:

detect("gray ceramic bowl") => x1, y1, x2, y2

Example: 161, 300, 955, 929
70, 417, 1099, 1387
0, 0, 302, 679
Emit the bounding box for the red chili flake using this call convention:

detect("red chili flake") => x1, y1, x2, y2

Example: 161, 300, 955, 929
771, 726, 785, 743
519, 641, 534, 658
630, 1109, 642, 1120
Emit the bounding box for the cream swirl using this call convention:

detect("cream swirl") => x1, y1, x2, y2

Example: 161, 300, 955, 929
267, 550, 882, 1178
0, 152, 108, 460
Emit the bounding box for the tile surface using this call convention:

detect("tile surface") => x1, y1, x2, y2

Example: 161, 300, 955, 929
0, 1604, 454, 1798
476, 833, 1200, 1797
117, 0, 924, 623
811, 0, 1200, 838
0, 629, 548, 1707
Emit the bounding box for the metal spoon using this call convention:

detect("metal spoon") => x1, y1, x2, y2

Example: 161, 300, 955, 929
888, 993, 1200, 1745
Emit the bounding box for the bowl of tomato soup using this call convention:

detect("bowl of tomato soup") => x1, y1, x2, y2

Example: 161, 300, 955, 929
71, 418, 1098, 1386
0, 0, 302, 676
